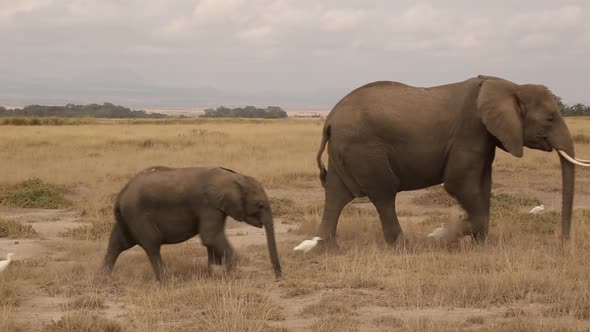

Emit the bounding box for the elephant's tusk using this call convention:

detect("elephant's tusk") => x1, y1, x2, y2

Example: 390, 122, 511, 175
558, 150, 590, 167
575, 157, 590, 163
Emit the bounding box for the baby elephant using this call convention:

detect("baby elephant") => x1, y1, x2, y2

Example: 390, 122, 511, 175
99, 166, 282, 281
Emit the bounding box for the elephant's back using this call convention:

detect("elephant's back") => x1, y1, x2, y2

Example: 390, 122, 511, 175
328, 80, 468, 143
117, 167, 208, 210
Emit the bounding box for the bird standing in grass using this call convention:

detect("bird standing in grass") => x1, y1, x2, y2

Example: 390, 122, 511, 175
529, 204, 545, 214
0, 253, 14, 273
293, 237, 323, 253
427, 227, 448, 239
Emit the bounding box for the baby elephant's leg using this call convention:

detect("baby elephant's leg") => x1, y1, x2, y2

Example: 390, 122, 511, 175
99, 222, 136, 276
200, 209, 235, 272
207, 246, 222, 266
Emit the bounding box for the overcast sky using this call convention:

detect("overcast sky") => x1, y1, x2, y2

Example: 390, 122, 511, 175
1, 0, 589, 106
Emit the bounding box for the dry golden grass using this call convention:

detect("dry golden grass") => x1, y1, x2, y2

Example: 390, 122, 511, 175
1, 117, 590, 331
0, 219, 39, 238
42, 313, 123, 332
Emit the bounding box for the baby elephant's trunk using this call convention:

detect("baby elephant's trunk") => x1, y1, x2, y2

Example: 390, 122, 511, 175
262, 211, 282, 279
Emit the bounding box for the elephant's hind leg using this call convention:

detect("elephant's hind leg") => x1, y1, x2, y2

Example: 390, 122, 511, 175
99, 222, 136, 276
133, 219, 167, 281
350, 148, 402, 245
370, 195, 403, 246
316, 170, 354, 247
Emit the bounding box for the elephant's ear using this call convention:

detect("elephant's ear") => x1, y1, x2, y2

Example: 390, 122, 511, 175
477, 79, 524, 158
205, 174, 246, 222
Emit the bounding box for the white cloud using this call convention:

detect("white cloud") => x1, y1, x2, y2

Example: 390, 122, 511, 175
398, 3, 440, 28
0, 0, 52, 20
126, 45, 172, 55
260, 0, 314, 27
156, 16, 191, 39
237, 25, 274, 44
388, 5, 488, 52
193, 0, 244, 25
321, 9, 365, 31
510, 5, 582, 31
508, 5, 587, 51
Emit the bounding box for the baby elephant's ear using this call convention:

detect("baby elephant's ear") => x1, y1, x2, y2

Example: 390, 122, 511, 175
205, 176, 246, 222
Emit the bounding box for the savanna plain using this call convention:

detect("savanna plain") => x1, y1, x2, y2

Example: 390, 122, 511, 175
1, 117, 590, 332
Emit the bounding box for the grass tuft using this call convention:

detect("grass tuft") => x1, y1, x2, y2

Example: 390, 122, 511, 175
373, 315, 404, 328
66, 294, 107, 310
412, 188, 457, 207
269, 197, 296, 216
490, 193, 541, 216
0, 178, 72, 209
0, 309, 24, 332
0, 282, 22, 307
511, 212, 560, 234
42, 313, 123, 332
299, 295, 357, 318
0, 219, 39, 238
60, 222, 112, 241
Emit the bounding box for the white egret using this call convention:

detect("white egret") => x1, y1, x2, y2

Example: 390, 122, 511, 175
293, 237, 323, 253
0, 253, 15, 273
427, 227, 448, 239
529, 204, 545, 214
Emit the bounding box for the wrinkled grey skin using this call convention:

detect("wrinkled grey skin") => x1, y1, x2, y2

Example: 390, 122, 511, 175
315, 75, 576, 247
99, 166, 282, 281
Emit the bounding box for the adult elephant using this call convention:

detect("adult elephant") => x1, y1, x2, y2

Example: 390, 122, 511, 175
314, 75, 589, 247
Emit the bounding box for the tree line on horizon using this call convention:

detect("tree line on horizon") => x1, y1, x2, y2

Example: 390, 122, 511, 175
0, 94, 588, 118
0, 103, 289, 119
0, 103, 168, 119
201, 106, 288, 118
552, 94, 590, 117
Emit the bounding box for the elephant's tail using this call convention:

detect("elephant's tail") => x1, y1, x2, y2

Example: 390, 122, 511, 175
317, 124, 330, 187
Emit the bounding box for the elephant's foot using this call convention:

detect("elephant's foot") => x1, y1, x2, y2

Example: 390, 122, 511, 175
157, 269, 171, 283
471, 231, 488, 245
314, 237, 340, 253
96, 265, 111, 278
94, 266, 112, 284
383, 230, 406, 247
208, 264, 227, 278
391, 233, 410, 249
160, 274, 181, 286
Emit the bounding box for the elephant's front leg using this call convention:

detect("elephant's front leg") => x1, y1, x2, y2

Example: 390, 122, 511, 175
204, 235, 235, 273
200, 208, 235, 273
441, 168, 492, 244
207, 246, 222, 266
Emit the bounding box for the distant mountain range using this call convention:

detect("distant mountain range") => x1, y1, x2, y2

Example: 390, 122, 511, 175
0, 68, 345, 111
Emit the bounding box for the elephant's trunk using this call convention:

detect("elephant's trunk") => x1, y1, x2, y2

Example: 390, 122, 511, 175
263, 211, 282, 280
548, 117, 576, 241
558, 154, 575, 241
